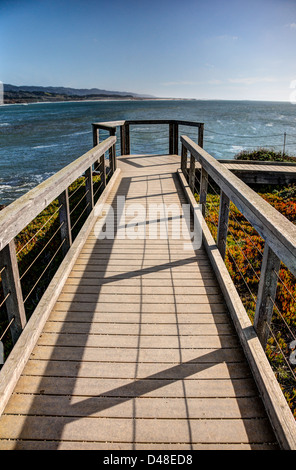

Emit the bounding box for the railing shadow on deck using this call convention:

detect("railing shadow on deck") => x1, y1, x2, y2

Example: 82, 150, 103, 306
12, 170, 263, 449
0, 119, 295, 449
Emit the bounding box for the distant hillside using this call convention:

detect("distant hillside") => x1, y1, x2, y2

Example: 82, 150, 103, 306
3, 84, 155, 104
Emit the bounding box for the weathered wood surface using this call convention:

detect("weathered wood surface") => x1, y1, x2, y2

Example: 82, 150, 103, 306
92, 120, 204, 156
177, 168, 296, 451
181, 135, 296, 279
0, 136, 116, 252
0, 153, 279, 450
220, 160, 296, 185
0, 240, 27, 343
220, 159, 296, 168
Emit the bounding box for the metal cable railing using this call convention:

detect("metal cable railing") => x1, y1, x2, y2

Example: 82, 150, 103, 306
0, 134, 117, 365
200, 177, 296, 408
0, 266, 12, 365
23, 238, 66, 304
16, 204, 62, 257
181, 135, 296, 422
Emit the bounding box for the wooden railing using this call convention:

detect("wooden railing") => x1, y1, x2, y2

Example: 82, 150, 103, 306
180, 135, 296, 348
0, 135, 117, 355
179, 134, 296, 448
0, 119, 295, 445
92, 119, 204, 155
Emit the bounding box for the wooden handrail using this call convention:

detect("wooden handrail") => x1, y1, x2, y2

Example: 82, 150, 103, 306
0, 136, 116, 252
181, 134, 296, 351
92, 119, 204, 156
181, 134, 296, 279
179, 135, 296, 446
0, 134, 117, 345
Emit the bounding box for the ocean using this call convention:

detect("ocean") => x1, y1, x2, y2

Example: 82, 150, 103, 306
0, 99, 295, 205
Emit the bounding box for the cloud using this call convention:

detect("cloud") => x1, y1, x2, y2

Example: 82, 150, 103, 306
285, 23, 296, 29
228, 77, 278, 85
162, 79, 222, 87
215, 35, 238, 41
208, 79, 223, 85
162, 80, 200, 86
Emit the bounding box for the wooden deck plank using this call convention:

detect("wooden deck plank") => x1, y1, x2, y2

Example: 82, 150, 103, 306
4, 394, 265, 419
62, 284, 221, 295
0, 415, 276, 444
64, 277, 220, 287
20, 359, 250, 380
52, 303, 228, 315
36, 333, 239, 349
223, 162, 296, 173
56, 292, 224, 304
52, 301, 228, 313
25, 345, 246, 363
47, 312, 230, 324
0, 153, 279, 449
42, 321, 232, 334
0, 440, 279, 450
12, 376, 260, 398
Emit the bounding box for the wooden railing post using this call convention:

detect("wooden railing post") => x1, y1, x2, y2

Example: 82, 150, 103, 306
217, 190, 230, 259
92, 124, 101, 172
198, 123, 204, 148
254, 243, 281, 349
58, 189, 72, 256
84, 166, 94, 216
169, 123, 174, 154
120, 125, 126, 156
92, 124, 99, 147
181, 143, 187, 176
109, 128, 116, 173
112, 143, 116, 172
199, 167, 208, 217
0, 241, 27, 344
173, 123, 179, 155
123, 123, 130, 155
189, 152, 196, 193
100, 153, 106, 189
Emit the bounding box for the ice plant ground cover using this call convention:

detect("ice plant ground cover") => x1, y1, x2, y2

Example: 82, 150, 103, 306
200, 182, 296, 418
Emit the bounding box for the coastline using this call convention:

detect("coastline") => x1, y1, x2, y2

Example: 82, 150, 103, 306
2, 97, 194, 106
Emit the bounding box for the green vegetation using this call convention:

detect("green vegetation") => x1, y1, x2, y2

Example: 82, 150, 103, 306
203, 186, 296, 417
4, 90, 136, 104
0, 172, 103, 361
235, 147, 296, 163
199, 148, 296, 417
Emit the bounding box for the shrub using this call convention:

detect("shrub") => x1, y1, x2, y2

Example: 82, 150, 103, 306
234, 147, 296, 163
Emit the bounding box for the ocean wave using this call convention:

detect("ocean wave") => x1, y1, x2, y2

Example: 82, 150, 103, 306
72, 130, 92, 136
0, 122, 10, 127
61, 130, 92, 137
266, 123, 273, 127
34, 172, 55, 183
0, 171, 56, 204
131, 127, 152, 131
230, 145, 245, 152
33, 143, 59, 149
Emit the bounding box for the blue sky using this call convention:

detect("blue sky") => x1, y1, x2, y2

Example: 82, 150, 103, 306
1, 0, 296, 101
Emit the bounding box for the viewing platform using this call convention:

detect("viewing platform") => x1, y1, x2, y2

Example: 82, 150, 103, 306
0, 120, 295, 450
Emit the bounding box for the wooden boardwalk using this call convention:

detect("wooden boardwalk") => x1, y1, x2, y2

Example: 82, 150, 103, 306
222, 161, 296, 173
219, 160, 296, 185
0, 154, 279, 450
